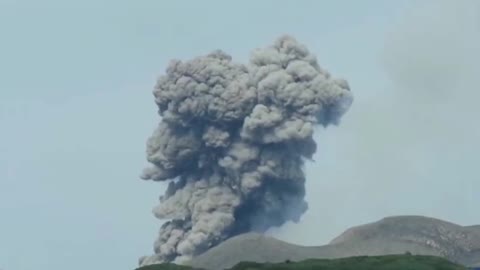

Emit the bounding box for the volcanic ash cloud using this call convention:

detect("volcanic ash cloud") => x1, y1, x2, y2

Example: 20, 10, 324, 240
139, 36, 353, 266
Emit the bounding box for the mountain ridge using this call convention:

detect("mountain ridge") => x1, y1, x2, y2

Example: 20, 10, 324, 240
187, 215, 480, 270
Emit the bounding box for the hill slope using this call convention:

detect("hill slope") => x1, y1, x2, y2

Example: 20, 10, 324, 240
188, 216, 480, 270
139, 255, 467, 270
467, 225, 480, 236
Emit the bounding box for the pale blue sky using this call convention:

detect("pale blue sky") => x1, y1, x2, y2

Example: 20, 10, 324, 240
1, 1, 479, 270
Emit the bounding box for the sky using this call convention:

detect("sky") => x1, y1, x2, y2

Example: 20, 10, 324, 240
0, 1, 479, 270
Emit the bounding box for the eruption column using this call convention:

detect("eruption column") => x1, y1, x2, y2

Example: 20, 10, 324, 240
139, 36, 353, 265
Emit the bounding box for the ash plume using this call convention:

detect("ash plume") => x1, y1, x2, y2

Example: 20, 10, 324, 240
138, 36, 353, 266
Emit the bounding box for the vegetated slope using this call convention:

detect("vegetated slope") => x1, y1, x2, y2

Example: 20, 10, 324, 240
229, 255, 467, 270
188, 216, 480, 270
139, 255, 467, 270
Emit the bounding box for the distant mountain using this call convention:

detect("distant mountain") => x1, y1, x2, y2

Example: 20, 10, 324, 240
188, 216, 480, 270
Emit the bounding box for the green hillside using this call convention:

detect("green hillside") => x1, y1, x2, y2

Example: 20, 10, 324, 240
137, 254, 467, 270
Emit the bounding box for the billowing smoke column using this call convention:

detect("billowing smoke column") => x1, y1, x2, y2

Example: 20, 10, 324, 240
139, 36, 353, 265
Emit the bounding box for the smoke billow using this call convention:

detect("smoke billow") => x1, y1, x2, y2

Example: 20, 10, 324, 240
138, 36, 353, 265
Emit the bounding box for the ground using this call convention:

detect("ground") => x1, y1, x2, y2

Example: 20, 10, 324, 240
136, 254, 467, 270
